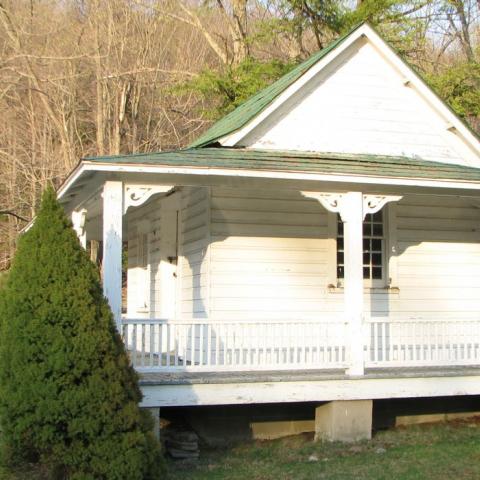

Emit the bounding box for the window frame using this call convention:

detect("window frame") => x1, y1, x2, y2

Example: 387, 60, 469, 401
335, 207, 389, 289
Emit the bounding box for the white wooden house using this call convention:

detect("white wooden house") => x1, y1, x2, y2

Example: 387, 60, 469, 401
59, 23, 480, 440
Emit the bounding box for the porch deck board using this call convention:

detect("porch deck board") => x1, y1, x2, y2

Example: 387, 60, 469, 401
139, 366, 480, 386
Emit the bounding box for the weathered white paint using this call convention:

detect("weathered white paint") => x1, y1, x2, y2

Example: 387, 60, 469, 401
57, 162, 480, 219
209, 187, 330, 320
103, 181, 123, 330
221, 25, 480, 166
139, 373, 480, 407
122, 318, 347, 371
125, 189, 480, 325
123, 184, 174, 213
341, 192, 364, 375
123, 315, 480, 372
71, 208, 87, 249
180, 187, 210, 319
120, 188, 480, 380
365, 318, 480, 367
126, 200, 153, 315
206, 190, 480, 322
126, 187, 209, 319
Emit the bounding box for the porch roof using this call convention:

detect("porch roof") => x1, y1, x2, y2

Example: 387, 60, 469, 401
83, 148, 480, 183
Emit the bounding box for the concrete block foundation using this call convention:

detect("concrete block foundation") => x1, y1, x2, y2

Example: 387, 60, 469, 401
315, 400, 372, 442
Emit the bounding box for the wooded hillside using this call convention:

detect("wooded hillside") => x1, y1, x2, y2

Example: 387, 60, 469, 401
1, 0, 479, 269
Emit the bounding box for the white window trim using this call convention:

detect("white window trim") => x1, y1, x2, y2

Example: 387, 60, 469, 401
329, 203, 400, 293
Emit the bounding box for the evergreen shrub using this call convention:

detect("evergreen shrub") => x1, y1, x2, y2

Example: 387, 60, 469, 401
0, 187, 163, 479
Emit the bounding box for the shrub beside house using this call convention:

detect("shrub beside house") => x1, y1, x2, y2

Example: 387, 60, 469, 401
0, 187, 163, 479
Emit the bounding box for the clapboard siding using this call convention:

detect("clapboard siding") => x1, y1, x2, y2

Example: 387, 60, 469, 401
394, 194, 480, 319
126, 195, 162, 317
242, 39, 476, 166
126, 188, 480, 324
209, 187, 332, 320
180, 187, 210, 318
127, 187, 210, 319
208, 189, 480, 321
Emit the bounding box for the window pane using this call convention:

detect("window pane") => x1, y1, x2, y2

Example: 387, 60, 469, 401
337, 210, 385, 283
372, 267, 383, 279
372, 239, 382, 251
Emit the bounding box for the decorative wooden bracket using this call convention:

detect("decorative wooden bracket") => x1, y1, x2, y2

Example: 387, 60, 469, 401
301, 192, 402, 221
363, 195, 403, 217
123, 185, 174, 213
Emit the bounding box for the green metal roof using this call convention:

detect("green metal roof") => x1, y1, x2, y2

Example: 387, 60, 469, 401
84, 148, 480, 183
189, 24, 363, 148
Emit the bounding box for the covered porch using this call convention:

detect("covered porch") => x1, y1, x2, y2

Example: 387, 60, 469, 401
60, 150, 480, 378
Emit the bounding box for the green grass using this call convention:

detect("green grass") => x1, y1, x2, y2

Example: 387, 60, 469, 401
1, 420, 480, 479
168, 419, 480, 480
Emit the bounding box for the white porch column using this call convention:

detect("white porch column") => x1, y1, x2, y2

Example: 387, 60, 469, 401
341, 192, 364, 376
71, 209, 87, 249
301, 191, 402, 376
103, 181, 124, 331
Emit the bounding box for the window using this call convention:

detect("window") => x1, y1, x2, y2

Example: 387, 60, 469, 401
336, 210, 385, 284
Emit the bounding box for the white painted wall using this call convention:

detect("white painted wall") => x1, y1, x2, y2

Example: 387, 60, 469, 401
239, 39, 478, 167
127, 186, 210, 319
126, 186, 480, 324
394, 195, 480, 319
180, 187, 210, 318
127, 195, 162, 317
208, 188, 480, 322
209, 187, 335, 320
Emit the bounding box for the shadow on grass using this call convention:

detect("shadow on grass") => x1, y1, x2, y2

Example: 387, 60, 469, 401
167, 418, 480, 480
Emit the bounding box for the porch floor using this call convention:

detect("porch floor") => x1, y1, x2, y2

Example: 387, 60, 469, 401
139, 365, 480, 386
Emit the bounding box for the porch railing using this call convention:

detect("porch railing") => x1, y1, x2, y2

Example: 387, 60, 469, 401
122, 317, 480, 372
364, 318, 480, 367
122, 318, 348, 371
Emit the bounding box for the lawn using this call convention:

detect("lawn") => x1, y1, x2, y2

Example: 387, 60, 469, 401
1, 419, 480, 479
168, 419, 480, 480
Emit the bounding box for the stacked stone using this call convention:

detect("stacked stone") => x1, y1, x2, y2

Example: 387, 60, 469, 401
165, 430, 200, 459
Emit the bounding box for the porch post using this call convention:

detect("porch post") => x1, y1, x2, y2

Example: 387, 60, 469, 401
103, 181, 123, 331
341, 192, 364, 376
301, 191, 403, 376
71, 209, 87, 249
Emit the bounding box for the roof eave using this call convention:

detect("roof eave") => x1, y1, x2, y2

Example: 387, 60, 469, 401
75, 159, 480, 192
